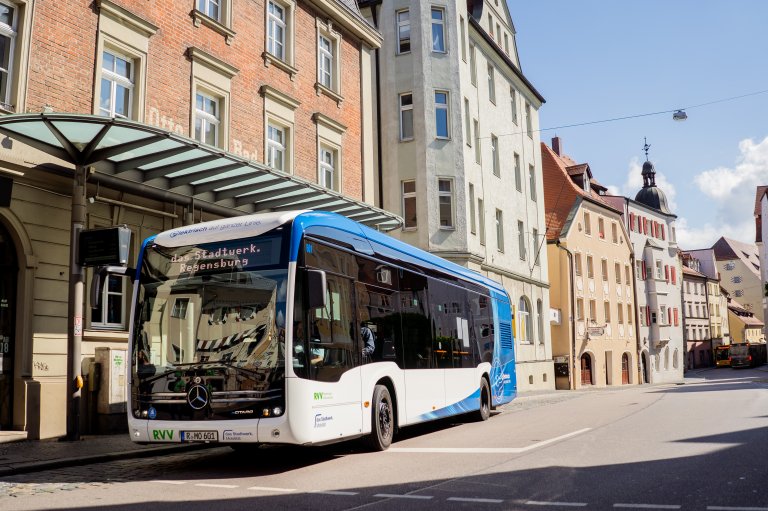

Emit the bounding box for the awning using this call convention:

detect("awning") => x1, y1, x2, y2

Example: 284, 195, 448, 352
0, 113, 402, 230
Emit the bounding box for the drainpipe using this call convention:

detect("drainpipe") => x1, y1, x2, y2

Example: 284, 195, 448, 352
555, 240, 576, 390
630, 252, 643, 383
366, 0, 384, 209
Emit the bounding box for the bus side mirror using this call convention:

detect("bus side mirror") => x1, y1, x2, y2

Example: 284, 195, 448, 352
306, 269, 327, 310
91, 265, 135, 309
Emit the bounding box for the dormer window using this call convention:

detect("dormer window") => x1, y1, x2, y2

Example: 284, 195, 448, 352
583, 176, 590, 192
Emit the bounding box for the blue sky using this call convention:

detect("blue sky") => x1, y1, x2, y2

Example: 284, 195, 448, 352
509, 0, 768, 249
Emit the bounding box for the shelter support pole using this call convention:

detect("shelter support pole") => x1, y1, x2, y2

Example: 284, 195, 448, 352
66, 165, 87, 441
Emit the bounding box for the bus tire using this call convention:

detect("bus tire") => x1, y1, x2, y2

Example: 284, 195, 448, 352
367, 384, 394, 451
476, 377, 491, 422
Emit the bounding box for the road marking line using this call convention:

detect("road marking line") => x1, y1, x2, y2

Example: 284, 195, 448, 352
247, 486, 296, 492
707, 507, 768, 511
309, 490, 359, 496
448, 497, 504, 503
614, 505, 681, 509
525, 501, 588, 507
389, 428, 592, 453
374, 493, 434, 500
195, 483, 239, 489
150, 480, 186, 485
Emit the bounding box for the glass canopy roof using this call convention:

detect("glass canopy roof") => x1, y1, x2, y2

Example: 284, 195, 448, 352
0, 113, 403, 230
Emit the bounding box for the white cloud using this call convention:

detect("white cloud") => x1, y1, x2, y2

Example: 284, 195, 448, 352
674, 217, 754, 250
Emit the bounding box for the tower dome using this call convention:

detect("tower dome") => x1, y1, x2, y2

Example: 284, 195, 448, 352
634, 139, 672, 214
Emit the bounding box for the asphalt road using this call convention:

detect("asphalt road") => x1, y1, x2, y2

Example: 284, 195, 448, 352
2, 367, 767, 510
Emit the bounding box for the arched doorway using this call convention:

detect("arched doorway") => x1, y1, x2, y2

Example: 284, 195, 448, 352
580, 353, 593, 386
640, 352, 649, 384
621, 353, 630, 384
0, 221, 17, 429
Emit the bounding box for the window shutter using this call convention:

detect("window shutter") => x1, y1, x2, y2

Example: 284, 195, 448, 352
668, 308, 672, 325
630, 213, 635, 231
661, 224, 665, 240
652, 222, 656, 238
671, 267, 676, 284
674, 308, 679, 326
665, 265, 669, 282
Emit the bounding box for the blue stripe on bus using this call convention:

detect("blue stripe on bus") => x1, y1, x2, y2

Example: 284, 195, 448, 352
413, 389, 482, 422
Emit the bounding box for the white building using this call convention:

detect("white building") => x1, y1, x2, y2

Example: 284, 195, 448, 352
604, 159, 684, 383
753, 186, 768, 332
704, 237, 763, 327
359, 0, 554, 390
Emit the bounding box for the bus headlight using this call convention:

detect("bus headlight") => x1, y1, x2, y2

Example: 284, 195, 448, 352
272, 407, 283, 416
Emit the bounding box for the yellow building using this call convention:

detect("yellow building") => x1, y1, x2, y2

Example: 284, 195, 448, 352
728, 299, 765, 344
542, 139, 638, 389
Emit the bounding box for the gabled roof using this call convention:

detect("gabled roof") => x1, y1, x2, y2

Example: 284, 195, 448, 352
712, 237, 760, 276
541, 142, 621, 241
682, 265, 706, 279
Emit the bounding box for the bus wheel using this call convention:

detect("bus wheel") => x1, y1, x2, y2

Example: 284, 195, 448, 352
476, 378, 491, 422
367, 384, 394, 451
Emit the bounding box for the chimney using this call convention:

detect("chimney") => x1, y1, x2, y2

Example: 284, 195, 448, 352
552, 136, 562, 156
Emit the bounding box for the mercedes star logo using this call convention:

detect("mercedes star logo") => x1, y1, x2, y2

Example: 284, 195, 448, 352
187, 384, 209, 410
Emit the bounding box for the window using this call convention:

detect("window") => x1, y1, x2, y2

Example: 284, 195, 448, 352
660, 305, 668, 325
469, 44, 477, 85
589, 300, 596, 322
438, 179, 454, 228
612, 222, 618, 243
504, 33, 509, 54
529, 164, 536, 201
91, 274, 126, 329
474, 119, 481, 163
198, 0, 220, 20
518, 296, 532, 343
514, 153, 521, 191
399, 92, 414, 141
525, 102, 532, 137
435, 91, 450, 139
397, 9, 410, 54
601, 259, 608, 282
584, 212, 591, 235
518, 220, 526, 260
491, 135, 499, 176
574, 253, 582, 276
598, 217, 605, 239
655, 260, 663, 280
99, 49, 133, 119
478, 198, 486, 245
487, 64, 496, 103
615, 262, 621, 284
317, 34, 333, 89
267, 0, 286, 60
627, 304, 633, 324
496, 23, 501, 42
510, 87, 518, 124
0, 2, 16, 110
469, 183, 476, 234
431, 7, 446, 53
625, 265, 631, 284
576, 298, 584, 320
587, 255, 594, 279
617, 304, 624, 324
604, 302, 611, 323
459, 16, 467, 61
495, 209, 504, 252
532, 228, 540, 266
402, 180, 417, 229
639, 306, 646, 327
194, 91, 220, 146
319, 145, 338, 191
464, 98, 471, 144
267, 123, 287, 170
537, 299, 544, 344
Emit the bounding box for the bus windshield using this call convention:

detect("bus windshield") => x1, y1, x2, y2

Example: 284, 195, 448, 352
130, 229, 290, 420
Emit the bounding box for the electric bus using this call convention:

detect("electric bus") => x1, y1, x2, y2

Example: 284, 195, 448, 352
119, 211, 516, 450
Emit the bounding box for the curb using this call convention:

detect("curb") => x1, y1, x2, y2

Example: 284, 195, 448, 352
0, 443, 215, 477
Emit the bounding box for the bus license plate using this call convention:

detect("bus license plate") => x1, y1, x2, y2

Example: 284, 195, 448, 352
181, 431, 218, 442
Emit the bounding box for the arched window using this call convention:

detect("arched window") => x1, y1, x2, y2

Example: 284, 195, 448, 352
536, 299, 544, 344
673, 349, 679, 369
664, 347, 669, 370
518, 296, 532, 343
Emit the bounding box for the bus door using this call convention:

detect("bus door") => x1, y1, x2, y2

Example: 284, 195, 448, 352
307, 272, 362, 442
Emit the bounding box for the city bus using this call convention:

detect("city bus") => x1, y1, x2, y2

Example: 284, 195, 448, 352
116, 211, 516, 451
729, 342, 767, 369
714, 345, 730, 367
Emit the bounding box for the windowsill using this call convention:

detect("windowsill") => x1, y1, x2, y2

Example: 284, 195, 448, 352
436, 136, 451, 141
402, 227, 417, 232
262, 52, 298, 80
397, 50, 411, 56
439, 226, 456, 231
0, 104, 16, 115
84, 329, 130, 340
400, 137, 415, 143
315, 82, 343, 106
191, 9, 235, 45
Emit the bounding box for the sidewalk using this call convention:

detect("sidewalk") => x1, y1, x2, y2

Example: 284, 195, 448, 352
0, 432, 209, 477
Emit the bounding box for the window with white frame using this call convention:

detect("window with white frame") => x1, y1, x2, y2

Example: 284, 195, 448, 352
617, 303, 624, 324
574, 253, 582, 276
589, 300, 596, 322
615, 262, 621, 284
604, 301, 611, 323
655, 260, 663, 279
510, 86, 518, 124
576, 298, 584, 320
396, 9, 410, 54
518, 220, 526, 260
431, 7, 445, 52
469, 43, 477, 85
469, 183, 476, 234
319, 144, 338, 191
473, 119, 480, 163
532, 228, 540, 266
464, 97, 471, 145
91, 273, 127, 329
402, 180, 417, 229
537, 299, 544, 343
435, 91, 449, 139
529, 164, 536, 201
584, 211, 591, 235
491, 135, 499, 176
504, 33, 509, 54
478, 198, 486, 245
267, 0, 286, 60
518, 296, 532, 343
318, 34, 332, 88
267, 122, 287, 171
495, 209, 504, 252
399, 92, 414, 141
316, 21, 341, 97
459, 16, 466, 61
194, 91, 220, 146
525, 102, 532, 137
487, 64, 496, 103
587, 255, 594, 279
514, 152, 521, 191
0, 1, 16, 110
438, 178, 454, 228
198, 0, 220, 20
99, 49, 134, 119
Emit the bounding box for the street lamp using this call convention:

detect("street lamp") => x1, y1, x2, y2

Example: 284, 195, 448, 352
672, 110, 688, 121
